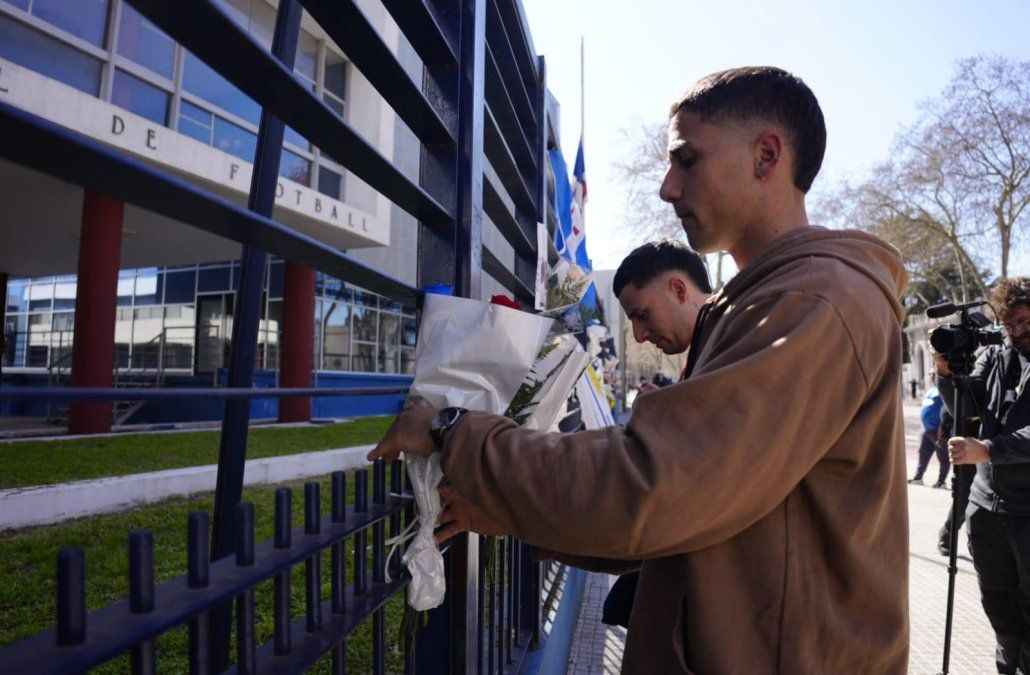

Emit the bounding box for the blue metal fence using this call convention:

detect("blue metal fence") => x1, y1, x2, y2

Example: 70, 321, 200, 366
0, 0, 559, 671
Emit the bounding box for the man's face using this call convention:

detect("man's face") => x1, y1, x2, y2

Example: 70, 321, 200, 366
618, 273, 701, 355
659, 111, 759, 254
1001, 304, 1030, 356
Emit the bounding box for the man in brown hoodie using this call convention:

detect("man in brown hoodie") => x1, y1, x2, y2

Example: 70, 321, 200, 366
371, 66, 909, 674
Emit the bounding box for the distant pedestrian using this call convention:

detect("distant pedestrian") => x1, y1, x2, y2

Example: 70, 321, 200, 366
909, 374, 947, 487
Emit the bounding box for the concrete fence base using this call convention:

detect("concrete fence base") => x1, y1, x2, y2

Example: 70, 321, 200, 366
0, 444, 375, 531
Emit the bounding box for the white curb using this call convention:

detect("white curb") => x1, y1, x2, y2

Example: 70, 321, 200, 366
0, 444, 376, 531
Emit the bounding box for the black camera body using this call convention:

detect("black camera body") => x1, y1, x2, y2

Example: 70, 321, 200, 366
927, 301, 1004, 375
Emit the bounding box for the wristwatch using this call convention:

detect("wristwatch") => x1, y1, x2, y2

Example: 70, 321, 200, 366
430, 407, 468, 449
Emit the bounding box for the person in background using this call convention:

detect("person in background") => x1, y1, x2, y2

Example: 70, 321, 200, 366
909, 373, 947, 487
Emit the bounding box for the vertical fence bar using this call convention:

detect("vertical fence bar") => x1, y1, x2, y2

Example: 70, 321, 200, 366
129, 531, 156, 675
274, 488, 292, 656
389, 461, 403, 578
235, 503, 256, 675
331, 471, 347, 674
499, 535, 507, 671
355, 469, 369, 595
187, 513, 210, 675
372, 459, 387, 674
208, 1, 303, 669
305, 482, 323, 633
56, 547, 86, 646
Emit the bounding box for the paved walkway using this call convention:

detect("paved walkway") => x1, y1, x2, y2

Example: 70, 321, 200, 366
566, 400, 996, 673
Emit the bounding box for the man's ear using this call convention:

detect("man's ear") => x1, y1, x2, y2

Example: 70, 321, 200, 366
669, 276, 688, 304
754, 130, 784, 181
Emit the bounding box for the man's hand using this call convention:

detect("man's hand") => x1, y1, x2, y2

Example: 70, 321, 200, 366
933, 350, 951, 378
435, 484, 508, 544
366, 405, 437, 463
948, 436, 990, 465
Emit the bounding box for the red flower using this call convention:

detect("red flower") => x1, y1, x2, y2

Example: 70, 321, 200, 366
489, 294, 521, 311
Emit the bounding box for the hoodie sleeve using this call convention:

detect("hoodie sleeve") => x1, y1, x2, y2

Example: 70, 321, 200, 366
439, 290, 878, 559
985, 426, 1030, 465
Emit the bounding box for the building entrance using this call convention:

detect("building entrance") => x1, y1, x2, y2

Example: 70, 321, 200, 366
196, 293, 234, 375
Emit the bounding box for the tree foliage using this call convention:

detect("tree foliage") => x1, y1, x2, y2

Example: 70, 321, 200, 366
823, 55, 1029, 303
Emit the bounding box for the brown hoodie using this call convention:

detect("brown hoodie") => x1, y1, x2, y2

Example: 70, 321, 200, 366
441, 227, 910, 674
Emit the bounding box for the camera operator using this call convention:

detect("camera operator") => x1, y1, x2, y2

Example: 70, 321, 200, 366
936, 277, 1030, 674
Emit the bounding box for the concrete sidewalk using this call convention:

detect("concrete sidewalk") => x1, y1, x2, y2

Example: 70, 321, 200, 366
566, 401, 995, 674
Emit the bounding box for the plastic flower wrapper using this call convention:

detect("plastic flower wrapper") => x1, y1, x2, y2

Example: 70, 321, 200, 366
390, 293, 553, 611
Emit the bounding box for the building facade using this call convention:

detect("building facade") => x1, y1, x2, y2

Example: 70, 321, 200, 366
0, 0, 429, 427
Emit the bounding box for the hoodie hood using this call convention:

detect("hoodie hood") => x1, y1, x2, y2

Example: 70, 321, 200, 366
717, 226, 908, 323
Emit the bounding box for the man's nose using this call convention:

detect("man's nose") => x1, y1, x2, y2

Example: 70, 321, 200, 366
632, 323, 647, 344
659, 167, 679, 203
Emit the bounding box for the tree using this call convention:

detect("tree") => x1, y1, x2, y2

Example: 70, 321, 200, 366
822, 55, 1028, 302
613, 120, 730, 289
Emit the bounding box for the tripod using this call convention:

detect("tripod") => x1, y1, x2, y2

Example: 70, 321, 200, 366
939, 372, 977, 675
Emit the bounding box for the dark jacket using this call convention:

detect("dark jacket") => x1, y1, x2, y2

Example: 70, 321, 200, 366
939, 345, 1030, 514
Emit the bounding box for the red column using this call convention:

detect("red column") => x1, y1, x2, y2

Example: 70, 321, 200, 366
68, 191, 124, 435
278, 262, 316, 422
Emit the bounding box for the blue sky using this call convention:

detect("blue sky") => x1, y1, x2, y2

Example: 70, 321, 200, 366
521, 0, 1030, 274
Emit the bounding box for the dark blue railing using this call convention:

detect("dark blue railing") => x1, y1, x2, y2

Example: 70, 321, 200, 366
0, 0, 558, 672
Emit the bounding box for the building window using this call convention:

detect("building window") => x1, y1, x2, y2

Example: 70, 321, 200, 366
317, 166, 343, 201
213, 115, 257, 163
0, 12, 102, 95
280, 149, 311, 185
111, 69, 170, 126
324, 49, 346, 117
321, 300, 350, 371
378, 313, 399, 374
116, 2, 174, 79
178, 100, 214, 145
182, 50, 260, 126
30, 0, 109, 47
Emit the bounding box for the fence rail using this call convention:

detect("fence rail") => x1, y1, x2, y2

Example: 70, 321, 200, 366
0, 0, 561, 670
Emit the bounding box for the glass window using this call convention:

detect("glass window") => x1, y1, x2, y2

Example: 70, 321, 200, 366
132, 306, 164, 368
114, 307, 132, 369
321, 300, 350, 371
352, 343, 375, 373
26, 312, 50, 367
318, 166, 342, 201
378, 313, 399, 374
164, 269, 196, 304
213, 116, 257, 162
325, 50, 346, 100
284, 126, 309, 152
267, 262, 284, 299
3, 315, 22, 368
279, 149, 311, 185
133, 268, 163, 305
27, 282, 53, 311
32, 0, 109, 47
178, 100, 213, 145
112, 69, 170, 126
401, 347, 415, 375
116, 2, 174, 79
198, 266, 231, 293
117, 272, 134, 306
183, 50, 261, 125
53, 281, 76, 309
6, 279, 28, 313
295, 31, 317, 82
0, 13, 102, 95
259, 299, 281, 370
352, 290, 377, 308
402, 316, 416, 347
163, 305, 195, 369
352, 305, 376, 342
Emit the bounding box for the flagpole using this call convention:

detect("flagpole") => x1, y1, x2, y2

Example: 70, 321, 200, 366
580, 36, 585, 145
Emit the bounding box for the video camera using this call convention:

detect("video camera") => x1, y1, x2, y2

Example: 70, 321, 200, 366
926, 300, 1003, 374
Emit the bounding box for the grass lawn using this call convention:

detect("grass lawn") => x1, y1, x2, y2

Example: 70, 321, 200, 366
0, 416, 394, 490
0, 471, 407, 673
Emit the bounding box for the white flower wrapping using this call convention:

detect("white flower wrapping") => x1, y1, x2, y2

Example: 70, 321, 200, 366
394, 294, 553, 611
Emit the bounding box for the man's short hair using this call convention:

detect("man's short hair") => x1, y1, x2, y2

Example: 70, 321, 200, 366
613, 239, 712, 297
669, 66, 826, 194
990, 277, 1030, 320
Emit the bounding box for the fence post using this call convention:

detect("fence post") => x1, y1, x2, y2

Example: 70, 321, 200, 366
207, 1, 303, 670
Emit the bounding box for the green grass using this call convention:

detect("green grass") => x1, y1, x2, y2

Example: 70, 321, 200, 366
0, 417, 394, 490
0, 472, 407, 673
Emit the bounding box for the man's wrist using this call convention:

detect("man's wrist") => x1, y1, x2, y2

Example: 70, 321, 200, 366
430, 407, 468, 449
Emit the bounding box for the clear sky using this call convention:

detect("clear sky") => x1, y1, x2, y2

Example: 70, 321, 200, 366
520, 0, 1030, 274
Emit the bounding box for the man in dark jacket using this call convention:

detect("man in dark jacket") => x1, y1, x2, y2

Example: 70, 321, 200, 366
939, 276, 1030, 675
